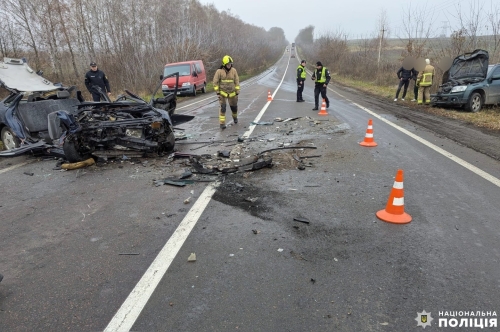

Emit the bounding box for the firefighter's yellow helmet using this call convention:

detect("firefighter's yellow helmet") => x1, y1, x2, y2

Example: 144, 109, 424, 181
222, 55, 233, 66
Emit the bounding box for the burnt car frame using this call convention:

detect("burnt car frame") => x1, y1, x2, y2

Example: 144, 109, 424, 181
431, 49, 500, 112
0, 57, 184, 162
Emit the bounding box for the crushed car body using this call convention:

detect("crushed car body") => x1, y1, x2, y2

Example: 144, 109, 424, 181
0, 57, 191, 161
431, 49, 500, 112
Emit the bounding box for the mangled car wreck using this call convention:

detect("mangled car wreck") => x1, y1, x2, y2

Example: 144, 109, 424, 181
431, 49, 500, 112
0, 57, 188, 161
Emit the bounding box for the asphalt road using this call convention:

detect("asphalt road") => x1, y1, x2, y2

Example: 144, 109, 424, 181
1, 51, 500, 332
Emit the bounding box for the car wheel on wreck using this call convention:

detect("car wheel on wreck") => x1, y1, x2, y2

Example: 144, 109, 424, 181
63, 140, 91, 163
465, 92, 483, 112
1, 127, 20, 150
162, 130, 175, 153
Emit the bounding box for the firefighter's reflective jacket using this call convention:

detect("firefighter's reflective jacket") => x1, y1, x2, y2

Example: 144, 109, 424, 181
417, 64, 435, 87
213, 67, 240, 98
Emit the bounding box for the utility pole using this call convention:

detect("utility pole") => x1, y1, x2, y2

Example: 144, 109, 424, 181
377, 26, 386, 69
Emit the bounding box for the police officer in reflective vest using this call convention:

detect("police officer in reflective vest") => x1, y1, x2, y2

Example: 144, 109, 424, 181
296, 60, 307, 102
213, 55, 240, 129
416, 59, 435, 105
311, 61, 331, 110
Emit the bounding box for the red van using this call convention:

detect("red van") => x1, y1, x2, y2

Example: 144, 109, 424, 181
162, 60, 207, 97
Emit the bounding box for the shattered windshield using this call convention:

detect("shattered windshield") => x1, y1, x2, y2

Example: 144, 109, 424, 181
164, 65, 191, 77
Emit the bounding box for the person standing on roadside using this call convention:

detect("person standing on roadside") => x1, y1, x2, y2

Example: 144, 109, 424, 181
213, 55, 240, 129
296, 60, 307, 102
84, 62, 111, 102
416, 59, 435, 105
311, 61, 331, 110
394, 65, 416, 101
411, 69, 419, 102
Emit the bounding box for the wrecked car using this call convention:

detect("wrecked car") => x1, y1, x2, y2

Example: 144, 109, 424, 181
431, 49, 500, 112
0, 57, 187, 162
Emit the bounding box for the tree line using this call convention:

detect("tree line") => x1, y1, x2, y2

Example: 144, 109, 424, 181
0, 0, 287, 96
296, 3, 500, 90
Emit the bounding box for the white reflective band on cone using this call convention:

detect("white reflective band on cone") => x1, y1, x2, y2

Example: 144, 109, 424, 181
368, 125, 373, 129
365, 133, 373, 138
393, 181, 404, 189
393, 197, 404, 206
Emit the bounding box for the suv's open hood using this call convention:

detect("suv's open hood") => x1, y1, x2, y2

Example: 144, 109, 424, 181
447, 49, 489, 82
0, 57, 58, 92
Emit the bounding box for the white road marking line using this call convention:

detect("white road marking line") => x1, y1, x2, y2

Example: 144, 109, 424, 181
241, 58, 291, 140
104, 60, 290, 332
104, 182, 219, 332
0, 161, 32, 174
331, 88, 500, 188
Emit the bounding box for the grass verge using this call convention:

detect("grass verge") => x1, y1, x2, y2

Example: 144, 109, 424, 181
332, 75, 500, 131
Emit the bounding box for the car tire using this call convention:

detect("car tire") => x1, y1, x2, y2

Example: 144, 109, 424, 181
465, 92, 483, 112
1, 127, 20, 150
162, 130, 175, 152
192, 86, 197, 97
201, 84, 206, 94
63, 140, 91, 163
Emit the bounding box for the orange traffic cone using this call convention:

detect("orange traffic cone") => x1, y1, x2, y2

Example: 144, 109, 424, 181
318, 99, 328, 115
359, 119, 377, 147
267, 90, 273, 101
376, 169, 412, 224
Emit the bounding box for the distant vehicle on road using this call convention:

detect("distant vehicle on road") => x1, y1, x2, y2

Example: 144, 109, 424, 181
431, 49, 500, 112
162, 60, 207, 97
292, 42, 295, 47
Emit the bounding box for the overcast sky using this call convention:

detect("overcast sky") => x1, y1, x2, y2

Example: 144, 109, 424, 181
199, 0, 497, 41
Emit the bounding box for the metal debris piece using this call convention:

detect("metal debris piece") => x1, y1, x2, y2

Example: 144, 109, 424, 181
188, 253, 196, 262
251, 121, 274, 125
293, 217, 310, 224
218, 150, 231, 158
245, 197, 259, 203
23, 172, 34, 176
277, 248, 284, 252
184, 197, 191, 204
180, 171, 193, 179
252, 229, 260, 234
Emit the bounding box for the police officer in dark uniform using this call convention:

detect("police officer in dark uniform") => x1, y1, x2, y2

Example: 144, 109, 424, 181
296, 60, 307, 102
84, 62, 111, 102
311, 61, 331, 110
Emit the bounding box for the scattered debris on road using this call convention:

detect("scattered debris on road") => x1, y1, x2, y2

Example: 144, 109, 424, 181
188, 253, 196, 262
293, 217, 310, 224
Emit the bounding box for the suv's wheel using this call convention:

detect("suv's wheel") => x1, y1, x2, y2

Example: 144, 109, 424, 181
201, 84, 206, 93
63, 140, 91, 163
1, 127, 20, 150
192, 85, 197, 97
465, 92, 483, 112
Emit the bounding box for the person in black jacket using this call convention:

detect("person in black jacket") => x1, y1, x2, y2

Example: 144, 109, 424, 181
411, 69, 419, 102
311, 61, 331, 110
394, 66, 416, 101
84, 62, 111, 102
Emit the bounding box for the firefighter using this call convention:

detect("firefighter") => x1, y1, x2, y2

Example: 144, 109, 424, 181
416, 59, 435, 105
296, 60, 307, 102
213, 55, 240, 129
311, 61, 331, 110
